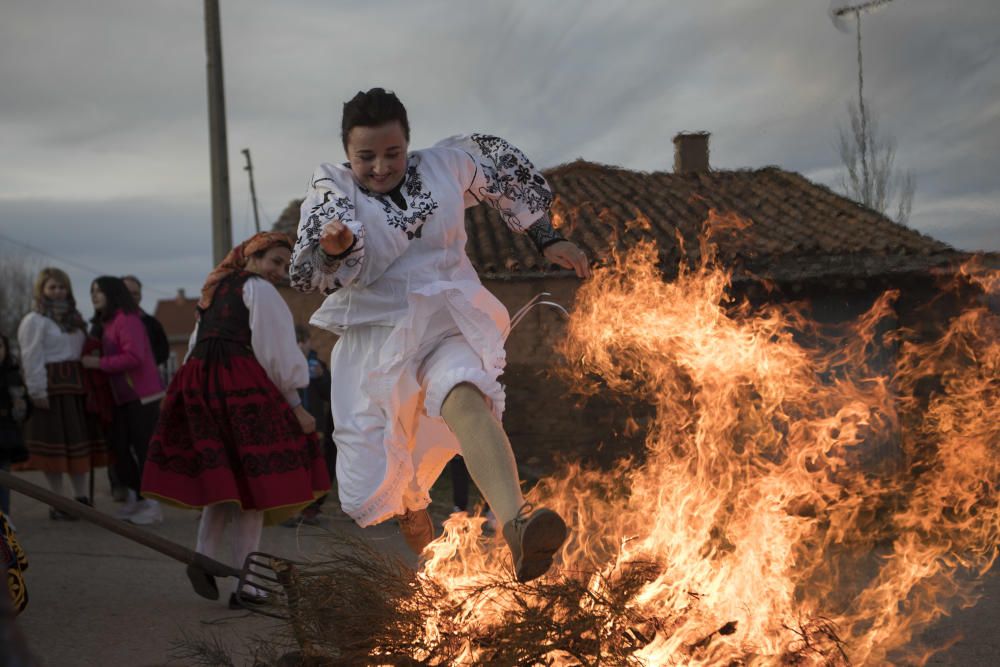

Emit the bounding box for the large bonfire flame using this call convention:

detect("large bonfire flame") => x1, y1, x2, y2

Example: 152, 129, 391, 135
410, 212, 998, 666
205, 213, 997, 666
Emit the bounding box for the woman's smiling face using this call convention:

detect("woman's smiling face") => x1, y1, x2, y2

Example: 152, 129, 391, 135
345, 121, 408, 194
245, 246, 291, 284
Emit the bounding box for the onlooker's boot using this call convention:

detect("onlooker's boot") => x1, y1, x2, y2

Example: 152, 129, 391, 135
502, 504, 568, 583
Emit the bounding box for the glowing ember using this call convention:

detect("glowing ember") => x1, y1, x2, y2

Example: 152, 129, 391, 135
410, 211, 999, 665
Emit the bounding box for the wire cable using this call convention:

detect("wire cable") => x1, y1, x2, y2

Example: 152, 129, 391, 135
0, 230, 175, 298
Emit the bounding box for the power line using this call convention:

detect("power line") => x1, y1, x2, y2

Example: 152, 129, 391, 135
0, 231, 105, 276
0, 230, 176, 299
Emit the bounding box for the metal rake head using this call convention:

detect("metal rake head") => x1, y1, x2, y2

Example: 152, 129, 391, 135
232, 551, 306, 619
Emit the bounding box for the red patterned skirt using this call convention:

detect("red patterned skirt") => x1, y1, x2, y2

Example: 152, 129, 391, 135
141, 354, 330, 525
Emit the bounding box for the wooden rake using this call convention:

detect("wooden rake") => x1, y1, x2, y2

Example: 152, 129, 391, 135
0, 470, 304, 619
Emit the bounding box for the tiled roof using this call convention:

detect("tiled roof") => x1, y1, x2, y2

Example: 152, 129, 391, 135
273, 161, 958, 283
467, 161, 957, 281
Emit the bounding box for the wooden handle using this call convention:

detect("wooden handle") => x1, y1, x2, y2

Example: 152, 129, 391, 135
0, 470, 240, 578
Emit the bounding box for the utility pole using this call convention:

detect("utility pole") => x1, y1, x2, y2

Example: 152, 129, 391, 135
242, 148, 261, 234
204, 0, 232, 265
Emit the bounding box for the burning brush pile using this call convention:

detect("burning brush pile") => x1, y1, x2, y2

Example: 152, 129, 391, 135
183, 216, 999, 666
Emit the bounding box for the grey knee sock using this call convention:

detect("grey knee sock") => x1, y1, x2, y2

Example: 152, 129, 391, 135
441, 383, 525, 526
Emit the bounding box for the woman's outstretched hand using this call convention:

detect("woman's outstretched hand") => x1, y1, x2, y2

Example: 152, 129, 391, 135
320, 220, 355, 256
293, 404, 316, 434
543, 240, 592, 279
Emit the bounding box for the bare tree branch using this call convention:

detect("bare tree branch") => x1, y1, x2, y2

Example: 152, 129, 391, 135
837, 99, 916, 225
0, 257, 39, 346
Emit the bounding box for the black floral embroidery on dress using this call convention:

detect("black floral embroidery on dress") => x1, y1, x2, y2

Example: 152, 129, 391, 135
497, 153, 519, 170
405, 164, 425, 198
526, 215, 566, 253
358, 159, 439, 239
306, 184, 355, 232
290, 175, 366, 295
467, 134, 553, 232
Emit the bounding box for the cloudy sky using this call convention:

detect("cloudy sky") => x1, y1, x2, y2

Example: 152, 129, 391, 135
1, 0, 997, 320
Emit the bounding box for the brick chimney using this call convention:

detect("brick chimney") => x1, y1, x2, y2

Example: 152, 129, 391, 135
175, 288, 187, 304
673, 132, 710, 173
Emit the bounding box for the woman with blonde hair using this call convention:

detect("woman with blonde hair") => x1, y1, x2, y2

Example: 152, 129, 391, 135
17, 268, 106, 518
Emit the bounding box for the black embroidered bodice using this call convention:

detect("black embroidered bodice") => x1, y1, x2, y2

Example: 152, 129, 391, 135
191, 271, 253, 360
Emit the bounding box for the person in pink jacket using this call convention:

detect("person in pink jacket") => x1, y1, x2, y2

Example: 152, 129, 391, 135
82, 276, 165, 524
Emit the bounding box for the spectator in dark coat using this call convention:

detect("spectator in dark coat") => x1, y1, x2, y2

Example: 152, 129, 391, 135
121, 275, 170, 367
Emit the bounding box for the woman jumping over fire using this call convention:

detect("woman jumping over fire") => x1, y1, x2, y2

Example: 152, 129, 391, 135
290, 88, 590, 583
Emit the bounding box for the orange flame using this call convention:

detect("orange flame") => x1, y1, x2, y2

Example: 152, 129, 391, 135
413, 212, 999, 665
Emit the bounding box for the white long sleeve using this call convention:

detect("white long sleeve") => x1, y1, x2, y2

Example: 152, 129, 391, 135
16, 313, 85, 400
435, 133, 553, 232
17, 314, 48, 399
183, 323, 199, 364
243, 278, 308, 407
289, 165, 367, 295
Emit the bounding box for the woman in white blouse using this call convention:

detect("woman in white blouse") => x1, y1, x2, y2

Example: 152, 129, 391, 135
17, 267, 107, 518
291, 88, 591, 583
142, 232, 330, 609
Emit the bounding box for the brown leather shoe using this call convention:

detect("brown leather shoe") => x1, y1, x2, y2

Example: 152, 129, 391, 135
396, 508, 434, 554
502, 504, 568, 583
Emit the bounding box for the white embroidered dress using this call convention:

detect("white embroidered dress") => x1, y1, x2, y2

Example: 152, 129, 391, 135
290, 134, 552, 526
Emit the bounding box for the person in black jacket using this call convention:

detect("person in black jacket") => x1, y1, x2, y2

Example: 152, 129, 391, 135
121, 275, 170, 367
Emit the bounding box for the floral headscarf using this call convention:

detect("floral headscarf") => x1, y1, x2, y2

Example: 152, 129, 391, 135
198, 231, 293, 310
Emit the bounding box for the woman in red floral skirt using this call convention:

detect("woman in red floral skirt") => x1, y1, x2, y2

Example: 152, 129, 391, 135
142, 232, 330, 608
